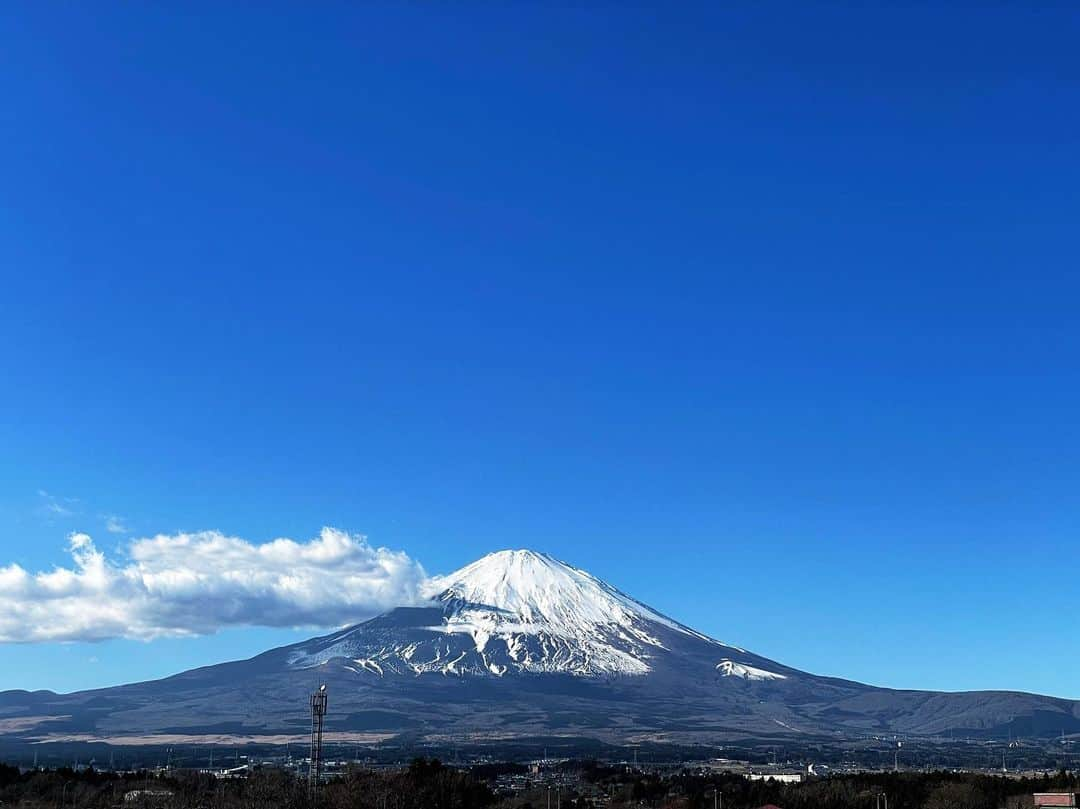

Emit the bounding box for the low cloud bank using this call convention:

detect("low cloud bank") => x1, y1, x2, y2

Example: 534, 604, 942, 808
0, 528, 429, 642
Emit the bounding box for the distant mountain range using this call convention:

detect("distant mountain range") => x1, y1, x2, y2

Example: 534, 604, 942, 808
3, 549, 1078, 747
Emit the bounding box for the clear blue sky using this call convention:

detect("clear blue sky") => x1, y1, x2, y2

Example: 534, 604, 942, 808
1, 3, 1078, 697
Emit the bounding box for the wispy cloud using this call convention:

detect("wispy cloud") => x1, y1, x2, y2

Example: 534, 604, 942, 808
0, 528, 429, 643
37, 490, 79, 517
103, 515, 128, 534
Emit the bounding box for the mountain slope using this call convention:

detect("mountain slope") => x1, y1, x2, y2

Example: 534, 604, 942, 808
2, 549, 1078, 746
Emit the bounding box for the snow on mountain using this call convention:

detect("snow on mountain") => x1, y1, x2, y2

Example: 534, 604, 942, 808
716, 658, 786, 681
432, 549, 721, 645
289, 549, 734, 677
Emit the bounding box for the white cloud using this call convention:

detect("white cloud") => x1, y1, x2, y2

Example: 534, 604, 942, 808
0, 528, 429, 643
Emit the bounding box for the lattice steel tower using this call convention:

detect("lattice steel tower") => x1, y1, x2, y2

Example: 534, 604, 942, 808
309, 684, 328, 805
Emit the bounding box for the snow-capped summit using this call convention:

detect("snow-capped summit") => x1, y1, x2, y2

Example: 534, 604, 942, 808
431, 549, 710, 642
419, 548, 722, 675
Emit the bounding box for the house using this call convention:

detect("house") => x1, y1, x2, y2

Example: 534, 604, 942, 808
1034, 796, 1078, 809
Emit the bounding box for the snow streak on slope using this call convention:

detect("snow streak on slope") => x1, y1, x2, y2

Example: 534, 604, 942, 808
289, 549, 732, 677
716, 658, 787, 681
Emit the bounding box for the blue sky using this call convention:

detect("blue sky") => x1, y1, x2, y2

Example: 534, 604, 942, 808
1, 3, 1078, 696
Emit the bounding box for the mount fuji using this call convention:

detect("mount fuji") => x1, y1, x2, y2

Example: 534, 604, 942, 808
2, 549, 1078, 747
290, 549, 741, 679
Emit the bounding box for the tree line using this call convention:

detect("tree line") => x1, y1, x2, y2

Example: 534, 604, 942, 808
1, 759, 1078, 809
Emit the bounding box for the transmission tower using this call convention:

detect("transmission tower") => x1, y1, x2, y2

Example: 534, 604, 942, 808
309, 684, 329, 806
